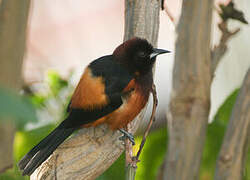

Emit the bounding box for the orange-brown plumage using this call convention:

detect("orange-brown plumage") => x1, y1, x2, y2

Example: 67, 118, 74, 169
105, 81, 149, 129
18, 37, 170, 176
83, 78, 149, 129
70, 67, 108, 110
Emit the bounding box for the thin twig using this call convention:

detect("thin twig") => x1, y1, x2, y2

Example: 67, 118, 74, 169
211, 0, 248, 75
136, 84, 158, 160
162, 2, 175, 24
125, 124, 137, 180
211, 20, 240, 75
125, 83, 158, 180
125, 125, 134, 166
125, 159, 136, 180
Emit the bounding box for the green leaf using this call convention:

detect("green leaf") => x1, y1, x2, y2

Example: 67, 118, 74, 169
14, 124, 56, 162
135, 128, 167, 180
0, 87, 37, 130
213, 88, 239, 125
30, 94, 46, 108
0, 124, 56, 180
200, 89, 240, 179
47, 70, 68, 96
96, 153, 125, 180
0, 166, 29, 180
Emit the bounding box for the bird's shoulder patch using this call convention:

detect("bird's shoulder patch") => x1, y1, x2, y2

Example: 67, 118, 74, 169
89, 55, 133, 96
68, 55, 133, 113
70, 67, 108, 110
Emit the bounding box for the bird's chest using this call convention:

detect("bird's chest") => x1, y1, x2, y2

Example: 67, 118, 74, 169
83, 74, 153, 130
105, 83, 150, 129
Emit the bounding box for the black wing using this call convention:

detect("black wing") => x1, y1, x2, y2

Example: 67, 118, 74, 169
65, 55, 133, 128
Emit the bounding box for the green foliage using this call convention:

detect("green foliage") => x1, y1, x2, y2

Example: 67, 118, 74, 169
200, 88, 250, 179
96, 153, 126, 180
0, 87, 37, 130
213, 88, 239, 125
0, 124, 56, 180
46, 70, 69, 96
200, 88, 240, 179
14, 124, 56, 162
30, 70, 70, 109
135, 128, 167, 180
0, 167, 29, 180
30, 94, 46, 108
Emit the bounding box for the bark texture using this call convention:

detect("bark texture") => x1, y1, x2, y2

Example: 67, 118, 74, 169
214, 68, 250, 180
0, 0, 30, 173
163, 0, 213, 179
31, 1, 160, 179
124, 0, 160, 44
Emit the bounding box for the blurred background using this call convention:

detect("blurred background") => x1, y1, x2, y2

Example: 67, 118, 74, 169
0, 0, 249, 179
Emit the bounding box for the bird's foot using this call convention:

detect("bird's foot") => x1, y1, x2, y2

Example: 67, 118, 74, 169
119, 129, 135, 145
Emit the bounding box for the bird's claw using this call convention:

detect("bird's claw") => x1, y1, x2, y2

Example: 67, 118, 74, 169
119, 129, 135, 145
119, 135, 135, 145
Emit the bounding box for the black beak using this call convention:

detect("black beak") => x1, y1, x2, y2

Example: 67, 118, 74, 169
150, 48, 171, 59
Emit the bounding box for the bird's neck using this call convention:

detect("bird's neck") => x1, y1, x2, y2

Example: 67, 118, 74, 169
135, 70, 153, 93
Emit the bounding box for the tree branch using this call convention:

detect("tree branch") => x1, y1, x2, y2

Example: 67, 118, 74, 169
162, 1, 175, 24
0, 0, 30, 173
124, 0, 160, 45
31, 0, 160, 179
214, 68, 250, 180
124, 0, 160, 179
211, 0, 248, 75
135, 84, 158, 160
211, 20, 240, 75
163, 0, 213, 179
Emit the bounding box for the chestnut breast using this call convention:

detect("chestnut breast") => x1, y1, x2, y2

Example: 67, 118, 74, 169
83, 79, 150, 129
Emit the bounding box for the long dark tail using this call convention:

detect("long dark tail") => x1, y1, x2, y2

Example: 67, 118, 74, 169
18, 119, 75, 176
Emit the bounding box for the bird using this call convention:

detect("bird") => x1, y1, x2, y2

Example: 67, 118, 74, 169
18, 37, 170, 176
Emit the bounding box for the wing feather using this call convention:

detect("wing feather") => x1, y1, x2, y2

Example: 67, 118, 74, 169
66, 55, 133, 128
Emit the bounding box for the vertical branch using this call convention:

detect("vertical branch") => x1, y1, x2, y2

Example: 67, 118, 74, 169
124, 0, 160, 179
125, 125, 136, 180
0, 0, 30, 173
124, 0, 160, 44
214, 69, 250, 180
164, 0, 213, 179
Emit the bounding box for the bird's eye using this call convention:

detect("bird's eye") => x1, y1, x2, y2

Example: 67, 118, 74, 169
137, 51, 147, 58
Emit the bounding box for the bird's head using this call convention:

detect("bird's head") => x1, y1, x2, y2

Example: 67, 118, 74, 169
113, 37, 170, 75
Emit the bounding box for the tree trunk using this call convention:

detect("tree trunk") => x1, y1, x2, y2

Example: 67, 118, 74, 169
214, 68, 250, 180
0, 0, 30, 173
163, 0, 213, 179
31, 0, 160, 179
124, 0, 160, 44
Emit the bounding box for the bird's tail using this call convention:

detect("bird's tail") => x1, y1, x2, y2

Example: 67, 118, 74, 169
18, 120, 75, 176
